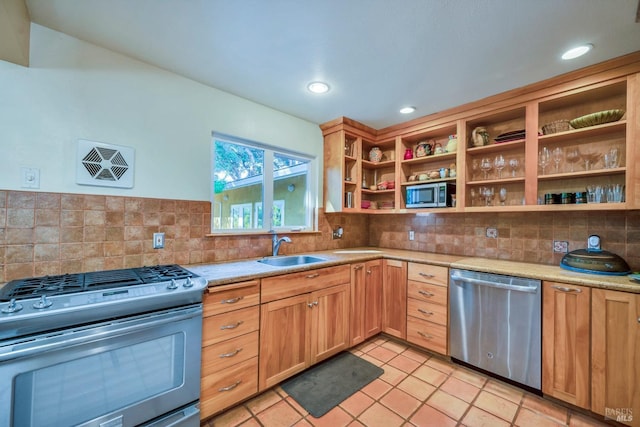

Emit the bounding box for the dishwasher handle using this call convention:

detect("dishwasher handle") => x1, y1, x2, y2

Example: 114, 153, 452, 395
450, 273, 539, 293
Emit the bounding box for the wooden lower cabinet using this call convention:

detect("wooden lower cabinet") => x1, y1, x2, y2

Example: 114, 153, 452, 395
382, 259, 407, 339
591, 288, 640, 426
200, 280, 260, 420
259, 283, 350, 391
350, 260, 383, 346
541, 281, 590, 410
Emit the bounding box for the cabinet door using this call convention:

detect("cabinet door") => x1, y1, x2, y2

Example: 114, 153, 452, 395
310, 283, 350, 364
542, 281, 590, 409
382, 259, 407, 339
259, 294, 310, 391
364, 260, 383, 338
350, 263, 366, 346
592, 289, 640, 425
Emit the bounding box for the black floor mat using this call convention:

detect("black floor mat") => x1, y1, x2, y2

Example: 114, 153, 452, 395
280, 351, 384, 418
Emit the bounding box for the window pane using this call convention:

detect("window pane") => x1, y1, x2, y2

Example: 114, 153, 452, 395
273, 153, 309, 228
213, 140, 264, 230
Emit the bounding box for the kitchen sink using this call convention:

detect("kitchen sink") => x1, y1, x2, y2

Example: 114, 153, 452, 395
257, 255, 327, 267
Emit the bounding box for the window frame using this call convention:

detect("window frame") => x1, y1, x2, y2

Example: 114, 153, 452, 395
211, 132, 317, 234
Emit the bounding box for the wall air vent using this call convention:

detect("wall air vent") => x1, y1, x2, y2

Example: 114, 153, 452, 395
76, 139, 134, 188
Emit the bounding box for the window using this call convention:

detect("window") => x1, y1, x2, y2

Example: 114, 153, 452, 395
212, 133, 316, 233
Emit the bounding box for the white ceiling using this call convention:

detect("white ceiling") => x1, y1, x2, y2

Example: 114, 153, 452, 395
25, 0, 640, 129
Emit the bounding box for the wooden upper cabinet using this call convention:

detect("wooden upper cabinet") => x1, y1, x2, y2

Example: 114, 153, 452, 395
541, 281, 591, 409
591, 288, 640, 426
382, 259, 407, 339
321, 54, 640, 213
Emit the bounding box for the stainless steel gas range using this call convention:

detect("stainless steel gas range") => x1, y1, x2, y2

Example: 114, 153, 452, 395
0, 265, 208, 427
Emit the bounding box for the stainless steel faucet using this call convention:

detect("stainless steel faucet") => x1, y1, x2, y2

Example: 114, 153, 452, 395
272, 234, 292, 256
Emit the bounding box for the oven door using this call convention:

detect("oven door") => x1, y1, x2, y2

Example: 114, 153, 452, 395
0, 305, 202, 427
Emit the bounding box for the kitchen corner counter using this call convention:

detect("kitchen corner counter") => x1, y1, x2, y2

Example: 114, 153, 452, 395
185, 248, 640, 294
450, 257, 640, 294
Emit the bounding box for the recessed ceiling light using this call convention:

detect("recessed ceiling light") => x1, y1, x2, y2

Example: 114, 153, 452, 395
561, 44, 593, 60
400, 106, 416, 114
307, 81, 329, 94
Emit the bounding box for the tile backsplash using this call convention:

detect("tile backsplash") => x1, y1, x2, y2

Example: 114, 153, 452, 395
1, 189, 638, 282
0, 190, 369, 282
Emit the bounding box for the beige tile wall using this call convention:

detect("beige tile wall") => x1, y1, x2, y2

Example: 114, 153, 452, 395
0, 190, 369, 282
1, 189, 637, 282
369, 211, 640, 271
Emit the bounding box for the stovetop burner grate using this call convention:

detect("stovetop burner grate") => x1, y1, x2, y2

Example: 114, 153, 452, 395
0, 265, 194, 301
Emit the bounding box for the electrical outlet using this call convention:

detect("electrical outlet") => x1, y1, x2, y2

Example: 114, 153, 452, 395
553, 240, 569, 253
486, 227, 498, 238
409, 230, 415, 241
21, 167, 40, 189
153, 232, 165, 249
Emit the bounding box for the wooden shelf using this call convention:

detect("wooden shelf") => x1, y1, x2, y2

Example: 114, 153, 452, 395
538, 121, 626, 144
537, 167, 625, 181
467, 177, 525, 185
362, 159, 395, 169
466, 139, 525, 154
400, 152, 456, 165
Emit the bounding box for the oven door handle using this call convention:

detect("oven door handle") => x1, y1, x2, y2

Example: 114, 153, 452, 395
0, 306, 201, 362
450, 274, 538, 293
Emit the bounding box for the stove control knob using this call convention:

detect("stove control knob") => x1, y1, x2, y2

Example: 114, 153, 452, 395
167, 279, 179, 290
183, 277, 194, 288
33, 295, 53, 310
2, 298, 23, 314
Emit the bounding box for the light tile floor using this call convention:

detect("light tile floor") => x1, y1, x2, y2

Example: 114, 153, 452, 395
202, 336, 616, 427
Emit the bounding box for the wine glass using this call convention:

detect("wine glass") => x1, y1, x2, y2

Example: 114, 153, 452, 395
494, 155, 506, 178
499, 187, 507, 206
509, 158, 519, 177
538, 147, 551, 175
581, 149, 600, 171
566, 147, 581, 172
484, 187, 495, 206
552, 147, 563, 173
472, 159, 479, 180
480, 157, 493, 179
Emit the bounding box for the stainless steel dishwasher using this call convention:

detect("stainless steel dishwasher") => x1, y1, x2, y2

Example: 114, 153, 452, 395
449, 268, 541, 390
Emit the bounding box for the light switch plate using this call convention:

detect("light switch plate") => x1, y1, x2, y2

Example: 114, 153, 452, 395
553, 240, 569, 253
486, 227, 498, 238
153, 232, 165, 249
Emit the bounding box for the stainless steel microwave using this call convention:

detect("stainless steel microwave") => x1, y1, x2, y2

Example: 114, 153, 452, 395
406, 182, 456, 208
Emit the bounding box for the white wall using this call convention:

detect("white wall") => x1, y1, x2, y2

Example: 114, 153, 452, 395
0, 24, 324, 202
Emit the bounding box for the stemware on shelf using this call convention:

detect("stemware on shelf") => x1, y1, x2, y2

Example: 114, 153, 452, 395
481, 187, 494, 206
552, 147, 563, 173
565, 147, 581, 172
499, 187, 507, 206
538, 147, 551, 175
480, 157, 493, 179
604, 147, 619, 169
494, 154, 506, 178
509, 158, 519, 177
581, 149, 601, 171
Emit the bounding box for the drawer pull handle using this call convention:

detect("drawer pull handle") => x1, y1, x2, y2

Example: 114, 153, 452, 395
221, 296, 244, 304
417, 331, 433, 340
419, 273, 435, 278
219, 348, 243, 358
551, 285, 582, 293
307, 301, 319, 308
220, 321, 243, 330
353, 265, 364, 270
306, 273, 320, 279
418, 290, 434, 297
218, 380, 241, 392
418, 308, 434, 316
366, 270, 372, 274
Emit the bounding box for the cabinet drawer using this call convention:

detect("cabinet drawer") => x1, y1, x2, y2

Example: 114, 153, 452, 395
201, 357, 258, 419
261, 264, 350, 303
407, 281, 448, 305
202, 306, 259, 346
407, 316, 447, 355
204, 280, 260, 317
407, 299, 447, 326
408, 263, 448, 286
202, 331, 259, 376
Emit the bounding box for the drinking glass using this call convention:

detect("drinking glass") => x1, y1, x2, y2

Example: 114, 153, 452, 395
480, 157, 493, 179
605, 148, 619, 168
499, 187, 507, 206
484, 187, 495, 206
494, 154, 506, 178
552, 147, 563, 173
538, 147, 551, 175
509, 158, 519, 177
566, 147, 581, 172
581, 149, 600, 171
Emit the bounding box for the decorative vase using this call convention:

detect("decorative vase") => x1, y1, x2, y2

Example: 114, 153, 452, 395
369, 146, 382, 163
404, 148, 414, 160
